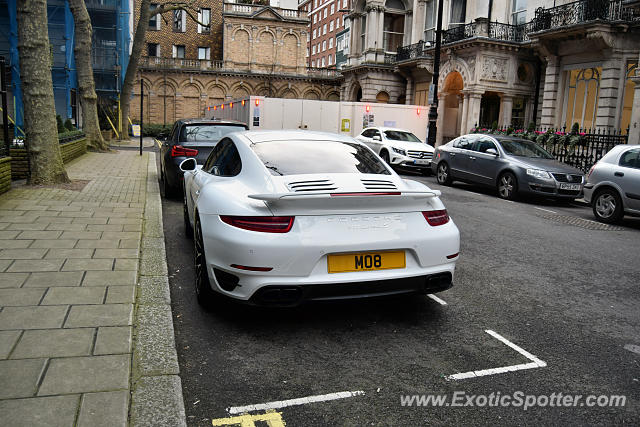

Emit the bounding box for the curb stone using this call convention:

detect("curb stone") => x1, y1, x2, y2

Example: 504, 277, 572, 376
129, 152, 186, 427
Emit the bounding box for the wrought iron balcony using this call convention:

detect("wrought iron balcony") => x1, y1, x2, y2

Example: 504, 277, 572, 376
395, 41, 433, 62
531, 0, 637, 32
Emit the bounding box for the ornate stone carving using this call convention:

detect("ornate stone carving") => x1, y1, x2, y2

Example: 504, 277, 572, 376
481, 56, 508, 82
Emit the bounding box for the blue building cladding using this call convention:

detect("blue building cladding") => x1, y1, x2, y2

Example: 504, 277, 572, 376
0, 0, 130, 136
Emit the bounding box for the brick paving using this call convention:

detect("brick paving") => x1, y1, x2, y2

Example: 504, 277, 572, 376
0, 151, 149, 426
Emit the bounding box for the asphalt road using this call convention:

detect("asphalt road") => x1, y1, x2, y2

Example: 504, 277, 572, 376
159, 161, 640, 426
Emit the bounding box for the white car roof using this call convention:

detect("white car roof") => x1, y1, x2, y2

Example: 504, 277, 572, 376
366, 127, 415, 133
242, 130, 356, 144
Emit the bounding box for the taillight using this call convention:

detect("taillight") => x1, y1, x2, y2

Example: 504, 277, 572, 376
423, 210, 449, 226
171, 145, 199, 157
220, 216, 294, 233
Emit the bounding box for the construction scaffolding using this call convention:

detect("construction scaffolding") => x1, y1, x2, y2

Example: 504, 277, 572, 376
0, 0, 131, 137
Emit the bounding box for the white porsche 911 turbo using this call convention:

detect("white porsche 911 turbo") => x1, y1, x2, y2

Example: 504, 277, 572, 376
180, 130, 460, 307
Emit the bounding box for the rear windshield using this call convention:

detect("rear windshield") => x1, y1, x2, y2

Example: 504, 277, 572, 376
179, 125, 246, 144
384, 130, 421, 142
251, 140, 391, 176
499, 139, 554, 159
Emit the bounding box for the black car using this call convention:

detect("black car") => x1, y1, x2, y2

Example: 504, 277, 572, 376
159, 118, 248, 197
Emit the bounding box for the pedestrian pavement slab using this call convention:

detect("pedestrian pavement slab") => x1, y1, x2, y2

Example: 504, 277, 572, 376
64, 303, 133, 328
105, 285, 136, 304
0, 272, 29, 288
62, 258, 114, 271
23, 271, 84, 287
29, 239, 77, 248
0, 248, 48, 259
11, 328, 94, 359
0, 306, 69, 330
0, 358, 47, 398
75, 239, 120, 249
44, 248, 94, 259
94, 326, 132, 355
38, 355, 130, 395
0, 288, 46, 306
8, 259, 65, 273
0, 239, 33, 249
77, 391, 128, 427
0, 259, 12, 272
0, 395, 80, 427
41, 287, 106, 305
82, 270, 137, 286
0, 330, 21, 359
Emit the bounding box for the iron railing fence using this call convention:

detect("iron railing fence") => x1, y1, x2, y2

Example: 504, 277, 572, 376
395, 41, 433, 62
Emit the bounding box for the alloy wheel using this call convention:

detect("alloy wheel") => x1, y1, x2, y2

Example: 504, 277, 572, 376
595, 194, 616, 218
498, 174, 515, 199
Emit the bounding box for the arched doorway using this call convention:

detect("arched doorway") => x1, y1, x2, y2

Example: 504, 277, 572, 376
376, 91, 390, 103
441, 71, 463, 141
352, 83, 363, 102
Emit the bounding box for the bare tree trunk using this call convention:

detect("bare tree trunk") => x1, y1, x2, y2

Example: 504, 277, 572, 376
17, 0, 69, 184
69, 0, 109, 151
120, 0, 151, 139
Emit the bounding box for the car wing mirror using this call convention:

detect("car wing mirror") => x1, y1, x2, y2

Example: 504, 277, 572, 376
486, 148, 499, 156
372, 135, 381, 141
179, 158, 197, 172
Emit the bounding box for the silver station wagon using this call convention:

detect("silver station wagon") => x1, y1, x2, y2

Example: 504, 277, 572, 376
432, 134, 585, 201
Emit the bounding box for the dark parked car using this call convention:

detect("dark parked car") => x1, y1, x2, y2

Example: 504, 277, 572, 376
432, 134, 585, 200
159, 118, 248, 197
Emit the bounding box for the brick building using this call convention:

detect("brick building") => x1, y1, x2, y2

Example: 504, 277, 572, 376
300, 0, 351, 68
132, 1, 342, 125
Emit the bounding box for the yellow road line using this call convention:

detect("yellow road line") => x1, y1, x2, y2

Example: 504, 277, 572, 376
211, 410, 285, 427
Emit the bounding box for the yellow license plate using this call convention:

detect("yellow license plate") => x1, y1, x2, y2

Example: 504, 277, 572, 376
327, 251, 406, 273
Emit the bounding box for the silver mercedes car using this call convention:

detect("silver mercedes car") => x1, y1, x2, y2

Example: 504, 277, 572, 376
432, 134, 585, 200
584, 144, 640, 224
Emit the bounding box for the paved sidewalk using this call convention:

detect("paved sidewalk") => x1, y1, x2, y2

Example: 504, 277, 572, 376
0, 150, 185, 426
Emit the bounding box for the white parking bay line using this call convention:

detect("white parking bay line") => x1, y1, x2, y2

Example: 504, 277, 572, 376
446, 330, 547, 381
534, 207, 557, 214
624, 344, 640, 355
427, 294, 448, 305
227, 390, 366, 415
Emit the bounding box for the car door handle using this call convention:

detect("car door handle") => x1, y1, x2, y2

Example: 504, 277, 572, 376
614, 172, 624, 177
450, 153, 456, 157
469, 156, 476, 160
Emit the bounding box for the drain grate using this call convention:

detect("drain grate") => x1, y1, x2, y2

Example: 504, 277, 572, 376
540, 214, 623, 231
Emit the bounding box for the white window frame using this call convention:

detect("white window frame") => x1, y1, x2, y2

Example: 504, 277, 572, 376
313, 14, 317, 24
173, 9, 186, 32
149, 4, 160, 30
424, 0, 435, 42
312, 59, 316, 67
197, 8, 211, 34
198, 46, 210, 60
313, 29, 317, 39
322, 40, 326, 51
328, 54, 332, 65
511, 0, 527, 25
321, 57, 326, 67
312, 44, 316, 54
324, 8, 327, 18
329, 37, 333, 48
330, 21, 334, 31
147, 43, 160, 57
331, 4, 334, 14
323, 23, 327, 34
172, 45, 185, 59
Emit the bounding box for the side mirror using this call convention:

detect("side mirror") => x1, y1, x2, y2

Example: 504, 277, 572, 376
486, 148, 499, 156
179, 158, 197, 172
373, 135, 381, 141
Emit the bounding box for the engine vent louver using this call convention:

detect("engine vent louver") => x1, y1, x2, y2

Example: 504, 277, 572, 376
361, 179, 398, 191
288, 179, 337, 192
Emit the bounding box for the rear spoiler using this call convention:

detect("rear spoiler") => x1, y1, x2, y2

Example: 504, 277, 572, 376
248, 190, 441, 202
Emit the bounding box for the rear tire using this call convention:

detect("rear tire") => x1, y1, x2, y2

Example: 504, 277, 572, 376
183, 185, 193, 239
497, 172, 518, 200
194, 216, 218, 308
436, 162, 452, 185
592, 188, 623, 224
162, 169, 176, 199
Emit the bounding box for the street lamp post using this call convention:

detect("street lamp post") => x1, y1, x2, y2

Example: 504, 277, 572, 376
427, 0, 444, 146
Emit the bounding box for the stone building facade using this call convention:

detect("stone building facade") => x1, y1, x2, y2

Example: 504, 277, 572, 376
342, 0, 640, 144
131, 1, 342, 124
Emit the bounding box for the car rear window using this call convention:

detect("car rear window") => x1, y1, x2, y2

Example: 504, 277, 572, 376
179, 125, 246, 144
251, 140, 391, 176
384, 130, 421, 142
